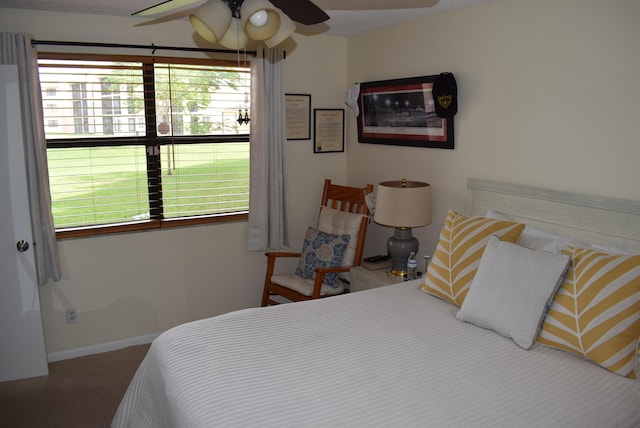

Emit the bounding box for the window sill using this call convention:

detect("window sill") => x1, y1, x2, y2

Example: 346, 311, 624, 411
55, 212, 249, 240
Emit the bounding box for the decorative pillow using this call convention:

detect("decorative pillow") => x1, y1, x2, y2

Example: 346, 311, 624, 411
456, 236, 570, 349
295, 227, 350, 287
537, 246, 640, 378
484, 209, 581, 254
420, 210, 525, 306
588, 243, 630, 255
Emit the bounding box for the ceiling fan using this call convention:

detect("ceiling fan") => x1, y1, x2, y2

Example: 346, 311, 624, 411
132, 0, 439, 49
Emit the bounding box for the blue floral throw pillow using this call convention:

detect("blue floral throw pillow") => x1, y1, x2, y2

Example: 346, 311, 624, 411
295, 227, 351, 287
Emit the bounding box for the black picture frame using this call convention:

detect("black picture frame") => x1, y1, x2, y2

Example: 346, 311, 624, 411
313, 109, 345, 153
285, 94, 311, 140
357, 75, 454, 149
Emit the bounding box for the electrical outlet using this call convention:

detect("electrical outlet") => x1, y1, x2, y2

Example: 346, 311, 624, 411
65, 309, 78, 324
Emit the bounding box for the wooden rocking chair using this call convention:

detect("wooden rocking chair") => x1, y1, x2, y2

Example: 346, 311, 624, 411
261, 179, 374, 306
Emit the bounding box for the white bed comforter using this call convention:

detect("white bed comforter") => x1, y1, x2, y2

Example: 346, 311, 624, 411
112, 280, 640, 428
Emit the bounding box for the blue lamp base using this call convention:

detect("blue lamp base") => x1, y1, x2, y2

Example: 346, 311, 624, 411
387, 227, 419, 276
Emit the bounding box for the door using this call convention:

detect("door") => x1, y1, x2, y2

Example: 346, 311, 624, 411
0, 64, 49, 382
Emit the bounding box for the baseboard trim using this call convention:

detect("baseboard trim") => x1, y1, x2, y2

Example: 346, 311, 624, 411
47, 333, 160, 362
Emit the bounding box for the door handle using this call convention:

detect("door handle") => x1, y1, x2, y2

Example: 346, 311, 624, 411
16, 240, 29, 252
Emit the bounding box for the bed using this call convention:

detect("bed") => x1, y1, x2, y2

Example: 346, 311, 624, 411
112, 179, 640, 428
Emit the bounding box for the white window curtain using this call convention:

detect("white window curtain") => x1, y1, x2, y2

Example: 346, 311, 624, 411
1, 33, 61, 284
248, 48, 290, 251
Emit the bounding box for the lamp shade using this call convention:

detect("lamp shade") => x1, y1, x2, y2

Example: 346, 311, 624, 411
189, 0, 232, 44
374, 180, 432, 228
240, 0, 281, 41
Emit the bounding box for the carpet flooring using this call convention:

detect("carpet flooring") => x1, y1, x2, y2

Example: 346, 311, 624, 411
0, 344, 150, 428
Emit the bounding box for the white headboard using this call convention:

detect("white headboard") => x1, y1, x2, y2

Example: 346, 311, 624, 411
466, 178, 640, 254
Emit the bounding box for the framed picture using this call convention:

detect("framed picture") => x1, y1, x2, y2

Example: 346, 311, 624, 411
285, 94, 311, 140
357, 75, 454, 149
314, 109, 345, 153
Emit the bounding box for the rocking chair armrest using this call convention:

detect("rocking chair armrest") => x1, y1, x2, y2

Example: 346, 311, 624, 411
311, 265, 352, 299
264, 252, 302, 278
313, 265, 350, 274
265, 251, 302, 258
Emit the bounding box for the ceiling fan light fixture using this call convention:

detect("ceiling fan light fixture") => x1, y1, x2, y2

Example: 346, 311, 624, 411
240, 0, 281, 41
219, 17, 249, 50
264, 9, 295, 48
249, 10, 269, 27
136, 0, 333, 46
189, 0, 232, 43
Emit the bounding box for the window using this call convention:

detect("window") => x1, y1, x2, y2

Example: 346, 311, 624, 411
38, 53, 251, 238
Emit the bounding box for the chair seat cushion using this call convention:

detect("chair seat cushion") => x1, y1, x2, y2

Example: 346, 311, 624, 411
295, 227, 350, 287
271, 274, 346, 297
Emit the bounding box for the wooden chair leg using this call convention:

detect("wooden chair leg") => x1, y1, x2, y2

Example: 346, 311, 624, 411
261, 253, 277, 307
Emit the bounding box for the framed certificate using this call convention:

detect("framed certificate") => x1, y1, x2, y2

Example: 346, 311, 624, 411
314, 109, 345, 153
285, 94, 311, 140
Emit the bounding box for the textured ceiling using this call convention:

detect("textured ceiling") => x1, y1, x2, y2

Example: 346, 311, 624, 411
1, 0, 491, 37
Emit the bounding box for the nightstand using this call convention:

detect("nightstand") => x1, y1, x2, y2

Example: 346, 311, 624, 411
349, 265, 407, 292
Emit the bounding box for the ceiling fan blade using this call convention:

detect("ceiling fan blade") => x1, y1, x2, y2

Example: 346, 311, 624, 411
132, 0, 205, 16
269, 0, 330, 25
314, 0, 439, 10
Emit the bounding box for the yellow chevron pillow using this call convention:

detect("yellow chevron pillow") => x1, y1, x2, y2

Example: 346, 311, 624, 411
537, 247, 640, 378
419, 210, 525, 306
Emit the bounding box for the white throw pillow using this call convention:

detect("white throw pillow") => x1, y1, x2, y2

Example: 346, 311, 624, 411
456, 236, 570, 349
483, 209, 579, 253
484, 209, 630, 255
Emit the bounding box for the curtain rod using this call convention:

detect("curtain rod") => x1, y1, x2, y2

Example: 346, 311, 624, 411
31, 39, 257, 56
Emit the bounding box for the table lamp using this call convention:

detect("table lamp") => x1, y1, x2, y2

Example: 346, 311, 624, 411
374, 179, 432, 276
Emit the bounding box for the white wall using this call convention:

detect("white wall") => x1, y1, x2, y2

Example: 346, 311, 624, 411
0, 8, 348, 355
346, 0, 640, 264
